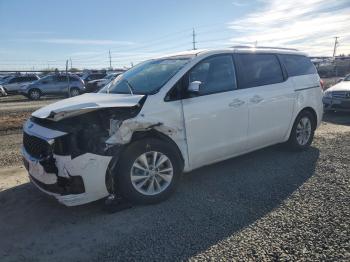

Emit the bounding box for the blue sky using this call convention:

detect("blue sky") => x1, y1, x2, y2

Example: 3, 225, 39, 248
0, 0, 349, 70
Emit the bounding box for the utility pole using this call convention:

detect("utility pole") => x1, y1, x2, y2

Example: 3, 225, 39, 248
69, 58, 72, 69
109, 50, 112, 69
192, 28, 196, 50
333, 37, 339, 58
66, 59, 71, 97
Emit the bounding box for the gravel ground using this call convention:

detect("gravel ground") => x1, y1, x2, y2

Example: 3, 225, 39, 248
0, 95, 60, 134
0, 113, 349, 261
0, 133, 22, 168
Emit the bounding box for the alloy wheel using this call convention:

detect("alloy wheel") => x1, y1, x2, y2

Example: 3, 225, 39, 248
70, 89, 80, 97
29, 90, 40, 100
130, 151, 173, 196
296, 117, 312, 146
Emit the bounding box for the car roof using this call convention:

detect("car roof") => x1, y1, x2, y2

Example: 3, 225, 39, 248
160, 47, 307, 60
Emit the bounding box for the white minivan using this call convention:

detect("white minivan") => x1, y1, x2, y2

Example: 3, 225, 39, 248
22, 47, 323, 206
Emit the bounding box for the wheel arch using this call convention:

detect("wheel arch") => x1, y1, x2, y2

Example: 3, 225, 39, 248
105, 129, 185, 194
285, 106, 318, 142
130, 130, 185, 167
298, 107, 318, 129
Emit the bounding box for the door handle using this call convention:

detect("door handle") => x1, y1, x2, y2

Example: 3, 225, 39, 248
250, 95, 263, 104
229, 99, 245, 108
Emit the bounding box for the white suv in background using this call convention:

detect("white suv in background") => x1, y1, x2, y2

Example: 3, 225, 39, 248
22, 47, 323, 206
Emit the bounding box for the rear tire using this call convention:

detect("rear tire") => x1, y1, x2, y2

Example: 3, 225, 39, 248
28, 89, 41, 100
69, 87, 80, 97
116, 138, 183, 204
287, 110, 315, 151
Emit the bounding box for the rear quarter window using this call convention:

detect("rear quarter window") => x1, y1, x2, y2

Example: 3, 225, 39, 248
280, 54, 317, 77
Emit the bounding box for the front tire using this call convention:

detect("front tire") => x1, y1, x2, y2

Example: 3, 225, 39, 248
116, 138, 183, 204
287, 110, 315, 151
28, 89, 41, 100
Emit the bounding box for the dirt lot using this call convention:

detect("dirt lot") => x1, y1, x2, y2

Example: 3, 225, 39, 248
0, 96, 349, 261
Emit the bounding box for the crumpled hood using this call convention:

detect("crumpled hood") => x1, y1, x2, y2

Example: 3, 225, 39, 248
327, 81, 350, 92
32, 93, 145, 121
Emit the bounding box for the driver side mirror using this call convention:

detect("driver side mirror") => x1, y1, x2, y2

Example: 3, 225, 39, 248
188, 81, 202, 93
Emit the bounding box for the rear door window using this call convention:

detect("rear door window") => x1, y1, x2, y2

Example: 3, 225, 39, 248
235, 54, 284, 89
21, 76, 35, 82
57, 75, 67, 82
26, 76, 38, 81
280, 54, 317, 77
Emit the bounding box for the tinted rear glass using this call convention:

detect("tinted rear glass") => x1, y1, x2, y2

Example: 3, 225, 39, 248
280, 54, 317, 77
235, 54, 284, 88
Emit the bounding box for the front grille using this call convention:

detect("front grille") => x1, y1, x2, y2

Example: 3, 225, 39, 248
332, 91, 350, 99
23, 132, 52, 159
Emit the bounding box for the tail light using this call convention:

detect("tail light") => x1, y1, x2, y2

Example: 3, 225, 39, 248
320, 79, 325, 90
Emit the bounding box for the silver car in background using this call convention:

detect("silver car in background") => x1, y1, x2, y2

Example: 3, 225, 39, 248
20, 74, 85, 100
0, 74, 40, 95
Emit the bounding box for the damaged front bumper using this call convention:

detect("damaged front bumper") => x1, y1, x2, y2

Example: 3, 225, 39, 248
22, 120, 113, 206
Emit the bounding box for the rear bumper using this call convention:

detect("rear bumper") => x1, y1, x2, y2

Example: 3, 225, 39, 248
323, 97, 350, 111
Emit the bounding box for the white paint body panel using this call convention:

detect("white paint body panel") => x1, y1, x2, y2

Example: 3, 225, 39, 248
246, 79, 295, 149
23, 147, 112, 206
182, 90, 249, 169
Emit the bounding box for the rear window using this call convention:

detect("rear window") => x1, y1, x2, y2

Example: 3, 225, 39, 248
235, 54, 284, 89
280, 54, 317, 77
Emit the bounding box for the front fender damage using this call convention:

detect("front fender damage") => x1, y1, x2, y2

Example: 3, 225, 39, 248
105, 116, 179, 145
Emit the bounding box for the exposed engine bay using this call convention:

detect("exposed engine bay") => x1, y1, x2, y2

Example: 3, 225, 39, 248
30, 106, 142, 157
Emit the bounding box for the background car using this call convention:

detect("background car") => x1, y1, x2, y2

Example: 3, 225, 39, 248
0, 74, 39, 95
20, 73, 85, 100
85, 73, 121, 92
0, 85, 6, 96
323, 74, 350, 112
81, 72, 106, 85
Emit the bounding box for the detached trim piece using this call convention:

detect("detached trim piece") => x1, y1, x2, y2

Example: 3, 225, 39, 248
295, 85, 319, 92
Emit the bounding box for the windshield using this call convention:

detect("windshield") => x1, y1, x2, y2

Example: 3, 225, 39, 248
99, 58, 190, 95
344, 75, 350, 81
36, 75, 52, 82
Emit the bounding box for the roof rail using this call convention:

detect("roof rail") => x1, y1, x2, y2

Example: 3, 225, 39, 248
231, 45, 298, 51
